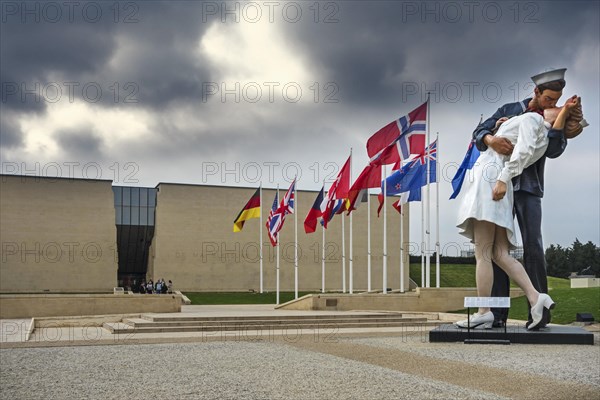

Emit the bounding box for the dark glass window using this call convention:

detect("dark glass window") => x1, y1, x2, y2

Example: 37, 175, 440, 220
148, 208, 155, 225
112, 185, 157, 289
115, 207, 122, 224
123, 187, 131, 206
148, 189, 157, 207
114, 187, 122, 206
131, 205, 140, 225
140, 188, 148, 207
131, 187, 140, 206
139, 206, 148, 225
122, 206, 131, 225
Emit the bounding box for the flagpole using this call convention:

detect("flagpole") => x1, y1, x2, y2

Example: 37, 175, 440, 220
322, 180, 326, 293
259, 183, 263, 293
276, 184, 280, 305
349, 148, 353, 295
421, 188, 425, 288
367, 190, 372, 292
425, 93, 431, 288
420, 96, 428, 288
383, 164, 387, 294
400, 204, 405, 293
341, 211, 346, 293
436, 132, 441, 288
294, 176, 298, 299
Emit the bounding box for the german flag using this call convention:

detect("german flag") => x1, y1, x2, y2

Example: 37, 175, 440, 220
233, 187, 261, 232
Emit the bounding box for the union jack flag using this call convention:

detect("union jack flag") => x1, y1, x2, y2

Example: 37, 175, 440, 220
377, 140, 436, 215
413, 139, 437, 167
265, 179, 296, 247
383, 140, 437, 197
278, 179, 295, 216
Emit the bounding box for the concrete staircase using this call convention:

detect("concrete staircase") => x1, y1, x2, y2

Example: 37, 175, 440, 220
103, 313, 439, 335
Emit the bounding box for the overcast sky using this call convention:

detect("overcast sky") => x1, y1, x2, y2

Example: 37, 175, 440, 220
1, 0, 598, 252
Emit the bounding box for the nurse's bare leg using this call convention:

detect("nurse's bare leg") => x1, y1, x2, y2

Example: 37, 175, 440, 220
473, 220, 495, 315
491, 225, 540, 306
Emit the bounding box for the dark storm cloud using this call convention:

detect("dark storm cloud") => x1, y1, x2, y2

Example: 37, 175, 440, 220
0, 114, 23, 150
1, 0, 596, 115
55, 127, 105, 160
0, 1, 214, 112
0, 3, 116, 114
281, 1, 597, 109
1, 0, 597, 158
0, 1, 217, 161
98, 2, 215, 109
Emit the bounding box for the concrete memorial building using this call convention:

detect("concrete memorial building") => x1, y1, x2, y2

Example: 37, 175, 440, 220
0, 174, 410, 294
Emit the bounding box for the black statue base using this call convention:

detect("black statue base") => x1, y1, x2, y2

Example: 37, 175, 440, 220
429, 324, 595, 345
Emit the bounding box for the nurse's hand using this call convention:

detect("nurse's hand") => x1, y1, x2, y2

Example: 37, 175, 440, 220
484, 134, 513, 156
493, 181, 507, 201
495, 117, 509, 129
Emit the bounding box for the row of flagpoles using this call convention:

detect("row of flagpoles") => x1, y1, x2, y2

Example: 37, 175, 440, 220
233, 97, 447, 303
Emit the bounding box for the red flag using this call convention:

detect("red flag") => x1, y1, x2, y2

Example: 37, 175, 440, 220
347, 163, 381, 213
392, 199, 402, 214
322, 155, 351, 228
367, 101, 427, 166
332, 155, 351, 200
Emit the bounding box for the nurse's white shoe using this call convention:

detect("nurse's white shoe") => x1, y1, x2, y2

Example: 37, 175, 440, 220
528, 293, 555, 330
455, 311, 494, 329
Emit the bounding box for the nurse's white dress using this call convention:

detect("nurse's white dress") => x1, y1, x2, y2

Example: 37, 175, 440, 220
456, 113, 551, 248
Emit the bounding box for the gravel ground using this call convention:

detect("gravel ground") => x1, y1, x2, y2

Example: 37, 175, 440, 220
0, 341, 508, 400
347, 333, 600, 388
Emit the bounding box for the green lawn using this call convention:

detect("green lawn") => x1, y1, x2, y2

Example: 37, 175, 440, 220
409, 264, 572, 290
184, 265, 597, 324
507, 287, 600, 324
413, 263, 598, 324
410, 263, 476, 287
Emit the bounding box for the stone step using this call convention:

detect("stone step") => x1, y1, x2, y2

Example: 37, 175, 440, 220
139, 313, 407, 323
104, 320, 439, 334
124, 316, 427, 328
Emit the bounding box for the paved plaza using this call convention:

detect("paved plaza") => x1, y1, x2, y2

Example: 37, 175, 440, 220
1, 306, 599, 399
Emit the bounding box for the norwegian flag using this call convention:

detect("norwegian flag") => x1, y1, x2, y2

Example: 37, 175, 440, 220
266, 179, 296, 247
367, 101, 427, 166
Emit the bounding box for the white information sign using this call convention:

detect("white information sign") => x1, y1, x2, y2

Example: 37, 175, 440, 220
464, 297, 510, 308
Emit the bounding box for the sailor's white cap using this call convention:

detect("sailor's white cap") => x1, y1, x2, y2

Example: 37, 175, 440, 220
531, 68, 567, 86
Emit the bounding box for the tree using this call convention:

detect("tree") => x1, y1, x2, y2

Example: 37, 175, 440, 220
545, 239, 600, 278
546, 244, 571, 278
